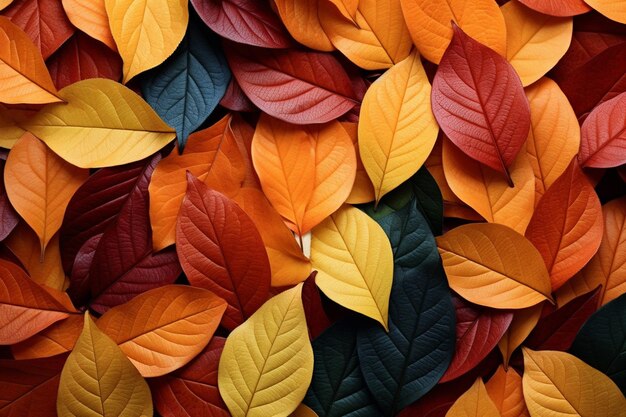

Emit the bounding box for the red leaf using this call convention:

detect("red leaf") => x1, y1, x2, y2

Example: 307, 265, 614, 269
150, 336, 229, 417
191, 0, 291, 48
1, 0, 74, 59
0, 160, 18, 242
176, 173, 271, 331
525, 287, 600, 351
431, 23, 530, 185
302, 271, 332, 340
219, 78, 256, 112
68, 234, 101, 300
225, 43, 358, 124
0, 354, 67, 417
517, 0, 590, 16
525, 158, 603, 291
579, 93, 626, 168
439, 294, 513, 383
87, 154, 181, 313
46, 32, 122, 90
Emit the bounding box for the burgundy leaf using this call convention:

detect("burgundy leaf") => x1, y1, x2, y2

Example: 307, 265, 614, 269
191, 0, 291, 48
219, 77, 256, 112
579, 92, 626, 168
431, 23, 530, 186
0, 160, 18, 242
67, 234, 102, 306
150, 337, 229, 417
225, 43, 358, 124
439, 294, 513, 383
302, 271, 332, 339
517, 0, 590, 17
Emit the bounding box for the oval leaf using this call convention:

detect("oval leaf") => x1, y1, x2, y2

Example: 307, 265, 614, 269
445, 379, 500, 417
579, 92, 626, 168
61, 0, 116, 51
273, 0, 333, 51
218, 284, 314, 417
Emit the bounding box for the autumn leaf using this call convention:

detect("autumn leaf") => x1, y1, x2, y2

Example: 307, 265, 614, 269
274, 0, 333, 51
517, 0, 590, 16
445, 379, 500, 417
11, 314, 82, 360
584, 0, 626, 25
485, 366, 529, 417
61, 0, 116, 51
579, 92, 626, 168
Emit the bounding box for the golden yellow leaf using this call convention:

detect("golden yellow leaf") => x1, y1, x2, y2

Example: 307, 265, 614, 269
522, 348, 626, 417
359, 51, 438, 203
57, 313, 152, 417
437, 223, 553, 309
0, 1, 13, 11
498, 304, 543, 367
443, 139, 535, 234
584, 0, 626, 24
400, 0, 507, 64
485, 365, 530, 417
525, 78, 580, 204
25, 78, 176, 168
446, 379, 500, 417
105, 0, 188, 83
311, 204, 393, 329
4, 133, 88, 252
218, 284, 313, 417
274, 0, 334, 51
0, 17, 61, 104
62, 0, 117, 51
319, 0, 412, 70
502, 1, 572, 86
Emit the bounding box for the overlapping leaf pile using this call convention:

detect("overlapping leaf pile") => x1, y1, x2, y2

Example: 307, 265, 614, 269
0, 0, 625, 416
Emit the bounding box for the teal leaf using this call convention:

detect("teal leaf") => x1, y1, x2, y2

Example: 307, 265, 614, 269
141, 12, 231, 151
357, 199, 455, 415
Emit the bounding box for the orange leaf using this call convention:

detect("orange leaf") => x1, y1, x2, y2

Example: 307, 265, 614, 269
274, 0, 334, 51
96, 285, 227, 377
4, 132, 88, 253
524, 78, 580, 204
583, 0, 626, 24
442, 138, 535, 234
62, 0, 117, 51
11, 313, 82, 359
343, 122, 375, 204
400, 0, 506, 64
0, 16, 61, 104
445, 379, 500, 417
251, 115, 356, 236
498, 304, 543, 367
485, 365, 530, 417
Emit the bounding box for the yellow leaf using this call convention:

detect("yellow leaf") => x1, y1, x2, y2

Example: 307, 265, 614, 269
522, 348, 626, 417
400, 0, 507, 64
443, 139, 535, 234
0, 1, 13, 11
0, 16, 61, 104
446, 379, 500, 417
485, 365, 530, 417
57, 313, 152, 417
105, 0, 188, 83
25, 78, 176, 168
359, 51, 438, 203
525, 78, 580, 204
274, 0, 334, 51
62, 0, 117, 51
218, 284, 313, 417
4, 133, 88, 252
498, 304, 543, 367
436, 223, 553, 309
583, 0, 626, 24
502, 1, 572, 86
319, 0, 412, 70
311, 204, 393, 329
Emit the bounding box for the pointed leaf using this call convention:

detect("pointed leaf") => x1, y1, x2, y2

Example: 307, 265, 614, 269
432, 24, 530, 183
445, 379, 500, 417
485, 366, 529, 417
359, 51, 438, 202
25, 78, 176, 168
12, 314, 82, 359
311, 205, 393, 329
301, 272, 332, 340
273, 0, 333, 51
96, 285, 226, 377
342, 121, 376, 205
437, 223, 553, 309
57, 314, 152, 417
517, 0, 590, 16
579, 92, 626, 168
61, 0, 116, 51
218, 284, 314, 417
498, 304, 543, 367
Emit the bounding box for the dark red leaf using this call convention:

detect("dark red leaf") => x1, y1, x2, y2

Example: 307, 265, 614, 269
302, 271, 332, 340
517, 0, 590, 16
431, 23, 530, 186
579, 92, 626, 168
525, 287, 601, 351
68, 234, 101, 306
191, 0, 291, 48
439, 294, 513, 383
0, 160, 18, 242
0, 353, 67, 417
150, 336, 229, 417
87, 154, 181, 313
219, 78, 256, 112
1, 0, 74, 59
225, 43, 358, 124
176, 173, 271, 331
46, 32, 122, 90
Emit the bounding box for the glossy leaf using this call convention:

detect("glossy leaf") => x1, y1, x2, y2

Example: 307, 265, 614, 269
225, 45, 358, 124
432, 24, 530, 184
584, 0, 626, 24
61, 0, 116, 50
96, 285, 227, 377
485, 366, 529, 417
105, 0, 188, 83
445, 379, 500, 417
311, 205, 393, 329
57, 314, 153, 417
579, 92, 626, 168
218, 284, 314, 417
25, 78, 176, 168
150, 337, 229, 417
4, 133, 87, 252
400, 0, 506, 64
522, 348, 626, 416
498, 304, 543, 367
436, 223, 553, 309
304, 320, 381, 417
0, 16, 61, 104
11, 314, 82, 359
252, 115, 356, 235
359, 51, 438, 202
517, 0, 590, 16
273, 0, 333, 51
141, 13, 230, 150
176, 173, 271, 330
